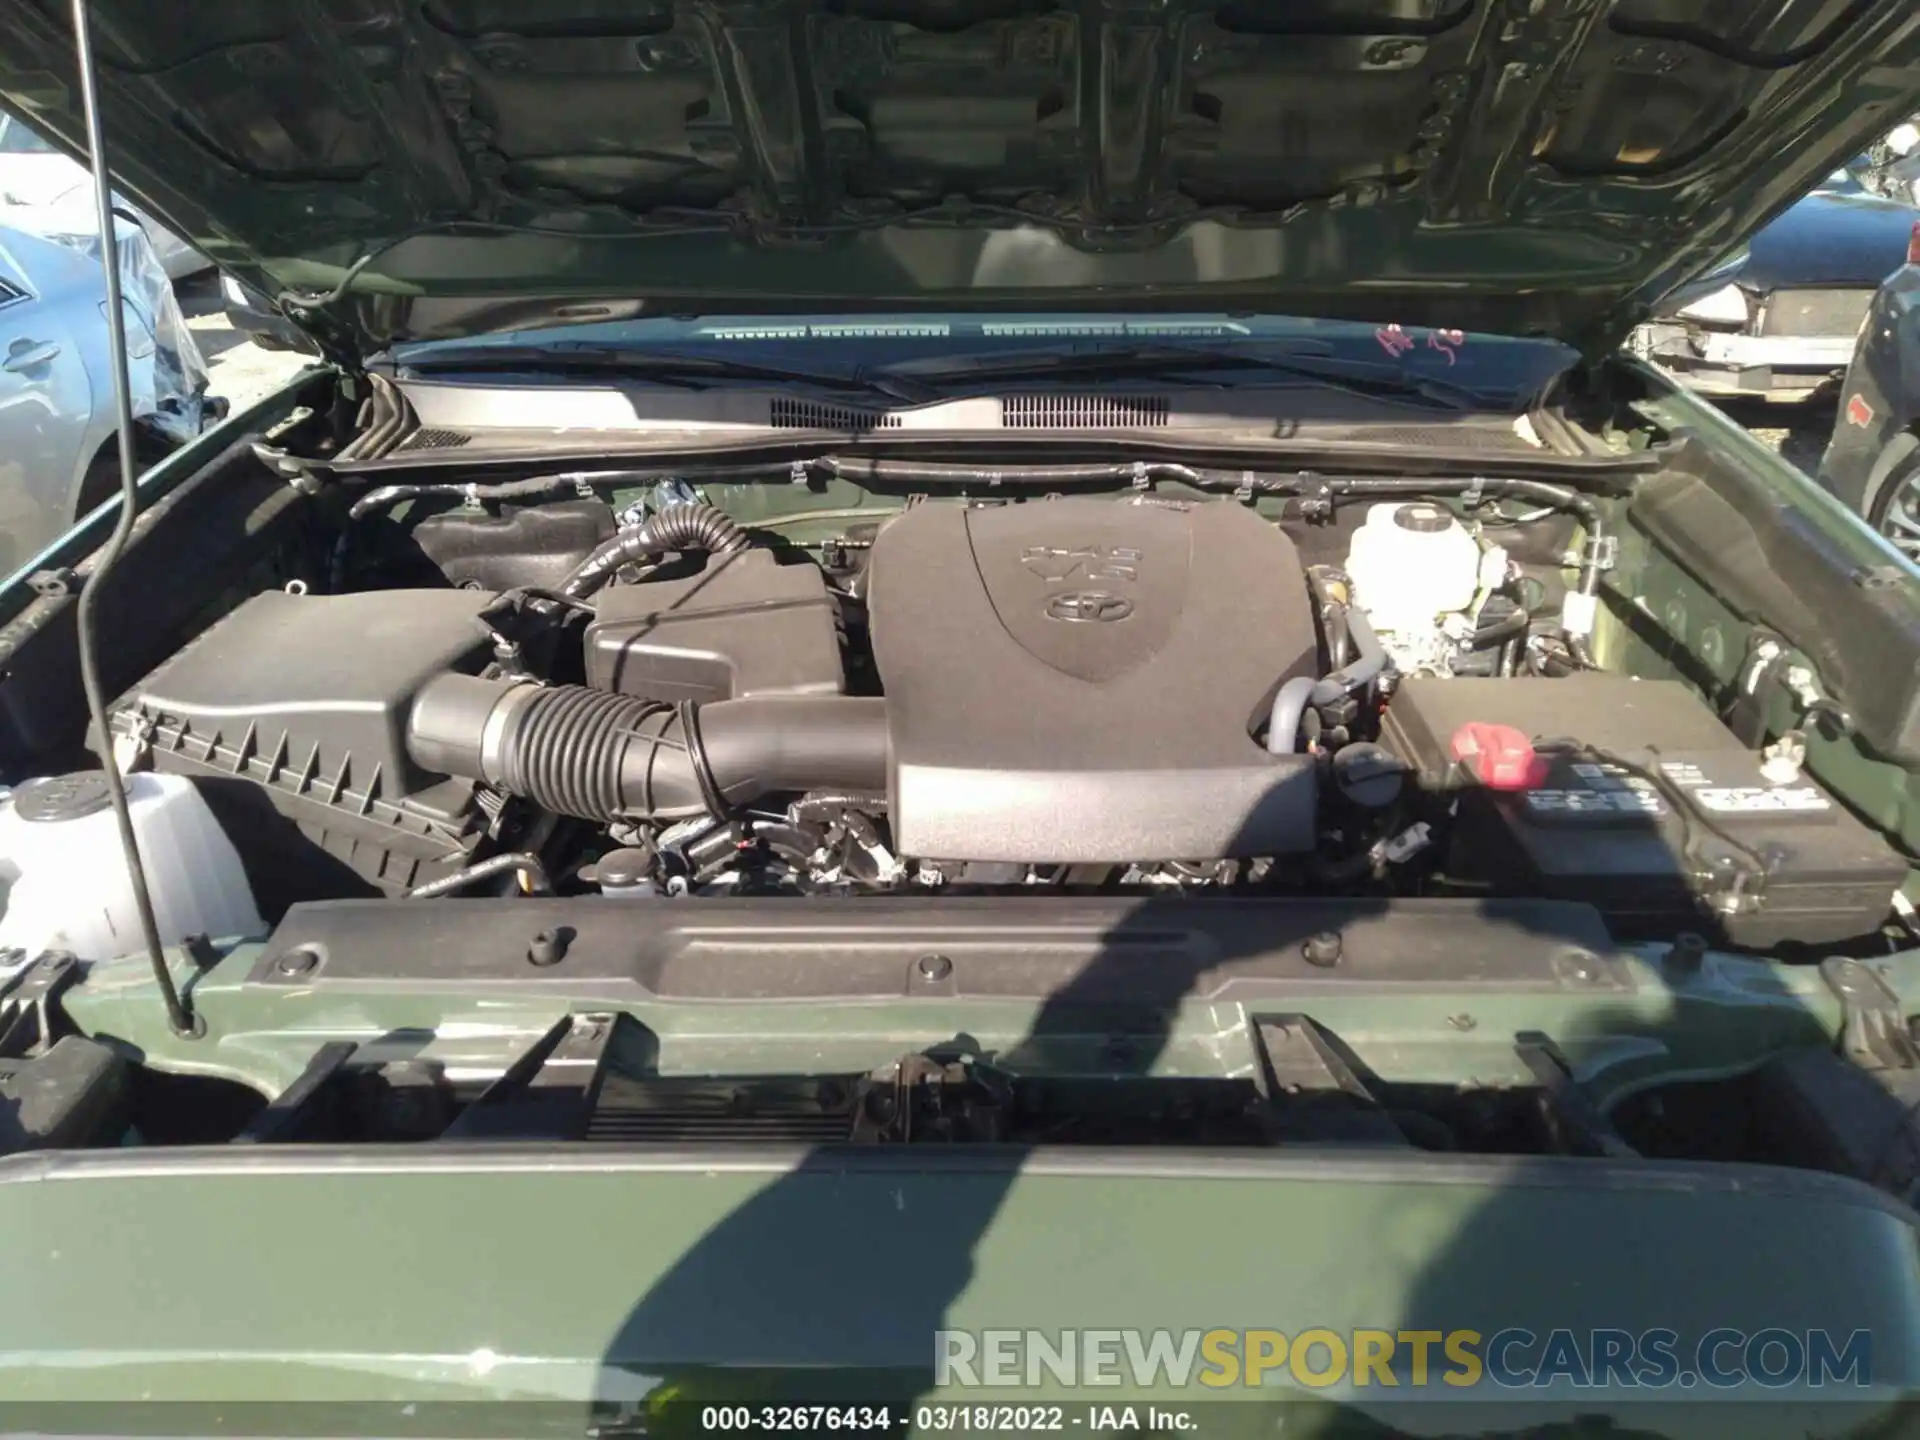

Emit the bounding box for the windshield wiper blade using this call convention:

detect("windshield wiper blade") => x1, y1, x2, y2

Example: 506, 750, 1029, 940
387, 342, 936, 403
882, 344, 1511, 410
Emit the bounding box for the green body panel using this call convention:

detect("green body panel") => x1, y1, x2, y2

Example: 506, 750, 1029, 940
54, 930, 1916, 1111
0, 1146, 1914, 1424
1617, 377, 1920, 867
1628, 377, 1919, 584
0, 3, 1918, 355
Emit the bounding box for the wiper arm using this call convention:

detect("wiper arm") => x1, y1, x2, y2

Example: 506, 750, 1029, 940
883, 344, 1512, 410
387, 343, 936, 404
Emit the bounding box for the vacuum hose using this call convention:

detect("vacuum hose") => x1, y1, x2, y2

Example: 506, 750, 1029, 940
1305, 569, 1388, 707
559, 503, 751, 600
1267, 569, 1388, 753
408, 675, 889, 824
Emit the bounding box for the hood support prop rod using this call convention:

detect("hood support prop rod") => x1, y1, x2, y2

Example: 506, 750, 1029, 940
69, 0, 196, 1038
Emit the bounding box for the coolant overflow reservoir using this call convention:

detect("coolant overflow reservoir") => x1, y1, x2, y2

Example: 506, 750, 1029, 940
1345, 502, 1482, 634
0, 772, 263, 968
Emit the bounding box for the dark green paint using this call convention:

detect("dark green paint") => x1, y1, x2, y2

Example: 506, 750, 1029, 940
0, 2, 1915, 356
0, 1144, 1914, 1428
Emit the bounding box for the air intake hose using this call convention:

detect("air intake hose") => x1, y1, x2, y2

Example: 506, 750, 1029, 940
559, 503, 751, 600
408, 675, 889, 823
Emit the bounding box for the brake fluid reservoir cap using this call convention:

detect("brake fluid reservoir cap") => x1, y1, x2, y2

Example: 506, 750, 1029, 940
1450, 723, 1548, 791
1393, 504, 1452, 533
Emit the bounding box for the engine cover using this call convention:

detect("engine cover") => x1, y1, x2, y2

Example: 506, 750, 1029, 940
867, 497, 1319, 862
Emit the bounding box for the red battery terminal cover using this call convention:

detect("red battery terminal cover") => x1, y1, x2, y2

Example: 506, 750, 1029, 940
1450, 722, 1549, 791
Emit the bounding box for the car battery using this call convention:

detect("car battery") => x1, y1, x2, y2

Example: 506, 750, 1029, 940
1380, 675, 1904, 948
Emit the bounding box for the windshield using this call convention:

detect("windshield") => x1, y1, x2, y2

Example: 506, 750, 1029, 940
390, 314, 1579, 406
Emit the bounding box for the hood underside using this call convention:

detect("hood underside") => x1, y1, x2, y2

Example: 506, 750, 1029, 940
0, 0, 1916, 357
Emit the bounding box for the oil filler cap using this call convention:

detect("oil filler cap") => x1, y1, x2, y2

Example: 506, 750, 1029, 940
1450, 723, 1547, 791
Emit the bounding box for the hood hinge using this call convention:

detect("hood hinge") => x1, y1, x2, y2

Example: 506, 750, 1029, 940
1823, 956, 1919, 1071
273, 293, 368, 377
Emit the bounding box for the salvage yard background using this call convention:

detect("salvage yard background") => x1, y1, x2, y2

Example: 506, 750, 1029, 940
1720, 397, 1832, 478
178, 275, 309, 414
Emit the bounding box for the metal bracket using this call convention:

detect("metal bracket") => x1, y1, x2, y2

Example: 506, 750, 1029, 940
26, 568, 74, 601
261, 405, 316, 446
1781, 664, 1855, 738
850, 1052, 1012, 1143
249, 442, 325, 495
649, 476, 701, 512
1293, 473, 1334, 523
0, 952, 81, 1058
441, 1012, 619, 1140
1249, 1015, 1406, 1144
1822, 957, 1919, 1071
233, 1041, 359, 1144
1514, 1032, 1637, 1158
1741, 633, 1788, 698
1724, 631, 1790, 748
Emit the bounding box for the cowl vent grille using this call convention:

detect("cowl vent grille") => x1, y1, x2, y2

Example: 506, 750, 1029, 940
769, 397, 902, 430
1001, 394, 1170, 428
394, 427, 473, 453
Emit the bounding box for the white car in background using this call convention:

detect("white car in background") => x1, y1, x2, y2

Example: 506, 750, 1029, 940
0, 210, 217, 579
1885, 121, 1920, 207
0, 112, 208, 281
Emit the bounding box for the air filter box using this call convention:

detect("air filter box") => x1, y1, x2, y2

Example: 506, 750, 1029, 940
1381, 675, 1903, 948
106, 590, 498, 902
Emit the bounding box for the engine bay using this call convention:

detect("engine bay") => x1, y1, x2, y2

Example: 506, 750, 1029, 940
0, 408, 1909, 1185
29, 453, 1892, 957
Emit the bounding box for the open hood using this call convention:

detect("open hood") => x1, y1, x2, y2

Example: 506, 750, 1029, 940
0, 0, 1916, 360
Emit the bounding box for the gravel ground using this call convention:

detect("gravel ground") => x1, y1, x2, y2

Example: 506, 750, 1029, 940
1714, 397, 1836, 479
176, 273, 312, 411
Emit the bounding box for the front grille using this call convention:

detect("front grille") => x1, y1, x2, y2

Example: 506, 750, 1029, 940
1001, 393, 1170, 428
1759, 289, 1875, 338
393, 427, 473, 453
768, 397, 900, 431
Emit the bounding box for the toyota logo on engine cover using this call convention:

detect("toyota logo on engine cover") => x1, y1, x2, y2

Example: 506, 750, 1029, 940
1046, 590, 1134, 623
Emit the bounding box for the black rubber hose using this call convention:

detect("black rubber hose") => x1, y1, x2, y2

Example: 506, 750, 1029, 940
1468, 606, 1531, 652
1322, 602, 1354, 672
1265, 676, 1320, 756
559, 503, 751, 600
408, 675, 888, 824
347, 471, 651, 521
1303, 569, 1388, 707
408, 853, 553, 899
1311, 603, 1388, 706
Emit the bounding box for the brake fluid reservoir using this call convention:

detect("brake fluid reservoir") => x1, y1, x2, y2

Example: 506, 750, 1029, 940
0, 772, 263, 969
1345, 502, 1482, 634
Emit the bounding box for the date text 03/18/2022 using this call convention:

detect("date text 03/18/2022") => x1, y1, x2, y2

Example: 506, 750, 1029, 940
698, 1405, 1193, 1433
